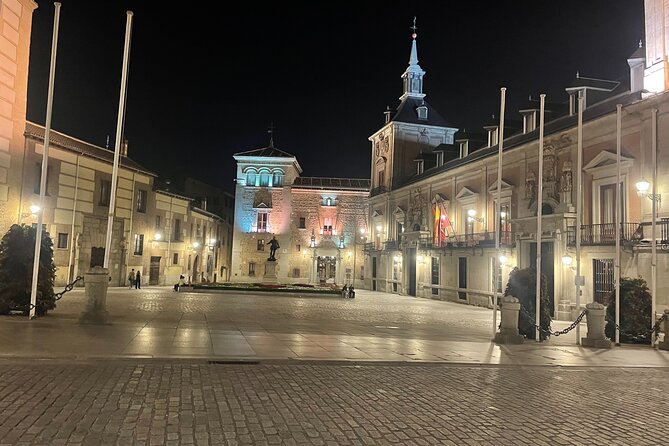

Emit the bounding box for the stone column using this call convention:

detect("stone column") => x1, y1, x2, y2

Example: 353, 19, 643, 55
79, 266, 109, 324
581, 302, 611, 349
494, 296, 524, 344
659, 310, 669, 351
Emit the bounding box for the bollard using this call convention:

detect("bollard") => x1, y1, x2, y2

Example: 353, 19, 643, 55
659, 309, 669, 351
79, 266, 110, 324
581, 302, 611, 349
493, 296, 524, 344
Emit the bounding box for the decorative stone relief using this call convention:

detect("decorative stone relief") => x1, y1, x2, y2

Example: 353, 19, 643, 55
408, 188, 426, 231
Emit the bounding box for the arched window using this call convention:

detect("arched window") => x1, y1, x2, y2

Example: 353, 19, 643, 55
246, 170, 257, 186
272, 170, 284, 187
259, 170, 270, 187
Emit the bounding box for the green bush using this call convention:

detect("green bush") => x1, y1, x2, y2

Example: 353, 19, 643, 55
605, 277, 653, 344
0, 224, 56, 315
503, 267, 552, 340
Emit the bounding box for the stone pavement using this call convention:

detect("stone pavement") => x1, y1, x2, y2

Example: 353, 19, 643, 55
0, 288, 668, 368
1, 288, 668, 445
0, 359, 667, 445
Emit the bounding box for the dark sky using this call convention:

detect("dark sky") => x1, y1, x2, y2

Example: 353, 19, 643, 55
26, 1, 645, 193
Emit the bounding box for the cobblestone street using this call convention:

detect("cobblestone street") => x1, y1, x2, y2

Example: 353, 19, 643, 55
0, 360, 666, 446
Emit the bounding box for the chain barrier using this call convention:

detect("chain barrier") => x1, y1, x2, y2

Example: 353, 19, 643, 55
519, 307, 587, 337
607, 313, 667, 342
9, 275, 83, 313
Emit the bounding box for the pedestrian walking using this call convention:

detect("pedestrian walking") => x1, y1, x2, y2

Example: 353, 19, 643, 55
128, 269, 135, 289
135, 270, 141, 289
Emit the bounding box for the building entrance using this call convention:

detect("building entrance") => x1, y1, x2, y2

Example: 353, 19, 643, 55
317, 256, 337, 283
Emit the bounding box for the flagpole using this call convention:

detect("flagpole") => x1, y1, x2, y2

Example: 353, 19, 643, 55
103, 11, 133, 270
651, 108, 657, 345
492, 87, 506, 338
575, 95, 583, 344
29, 2, 61, 319
535, 94, 545, 341
615, 104, 622, 346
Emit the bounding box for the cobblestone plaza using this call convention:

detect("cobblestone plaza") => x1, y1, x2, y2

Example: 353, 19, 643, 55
0, 288, 668, 445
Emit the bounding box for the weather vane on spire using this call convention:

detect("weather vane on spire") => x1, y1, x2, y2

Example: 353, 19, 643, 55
268, 122, 275, 147
411, 16, 417, 39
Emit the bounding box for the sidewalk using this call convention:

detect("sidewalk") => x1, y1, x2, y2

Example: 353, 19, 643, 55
1, 287, 667, 368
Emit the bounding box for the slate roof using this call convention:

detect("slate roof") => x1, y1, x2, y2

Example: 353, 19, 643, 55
291, 177, 370, 191
25, 121, 155, 176
234, 145, 296, 158
390, 97, 453, 127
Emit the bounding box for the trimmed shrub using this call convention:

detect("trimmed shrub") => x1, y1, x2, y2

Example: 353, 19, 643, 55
605, 277, 653, 344
503, 267, 552, 340
0, 224, 57, 315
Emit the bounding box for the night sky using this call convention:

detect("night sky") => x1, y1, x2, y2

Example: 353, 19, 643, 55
26, 1, 645, 193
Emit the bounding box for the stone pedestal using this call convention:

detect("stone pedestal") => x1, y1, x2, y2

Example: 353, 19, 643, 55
79, 266, 109, 324
659, 310, 669, 351
494, 296, 524, 344
263, 261, 277, 283
581, 302, 611, 349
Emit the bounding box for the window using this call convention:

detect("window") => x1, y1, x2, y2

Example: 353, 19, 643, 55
133, 234, 144, 255
378, 170, 385, 187
136, 189, 147, 213
197, 224, 201, 237
57, 233, 68, 249
34, 163, 50, 195
499, 203, 511, 245
172, 253, 179, 265
259, 171, 270, 187
299, 217, 306, 229
246, 171, 257, 186
257, 239, 265, 251
323, 218, 333, 236
417, 106, 428, 120
257, 213, 268, 232
99, 179, 111, 206
173, 219, 182, 241
296, 244, 301, 252
292, 268, 300, 278
190, 223, 193, 239
272, 171, 283, 187
155, 215, 161, 229
188, 254, 192, 270
249, 262, 256, 276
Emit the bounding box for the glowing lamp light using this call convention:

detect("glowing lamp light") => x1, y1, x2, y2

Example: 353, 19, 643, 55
562, 255, 573, 266
636, 178, 650, 194
209, 238, 217, 245
376, 224, 382, 232
498, 255, 508, 265
500, 211, 507, 218
29, 204, 41, 214
393, 255, 400, 262
467, 209, 477, 218
416, 255, 424, 262
154, 233, 162, 241
192, 241, 200, 248
359, 228, 366, 234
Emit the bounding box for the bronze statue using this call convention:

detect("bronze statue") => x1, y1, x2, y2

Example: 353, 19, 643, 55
267, 236, 280, 261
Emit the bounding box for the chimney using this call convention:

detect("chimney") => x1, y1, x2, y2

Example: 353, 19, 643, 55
121, 138, 129, 157
384, 105, 394, 124
201, 197, 208, 211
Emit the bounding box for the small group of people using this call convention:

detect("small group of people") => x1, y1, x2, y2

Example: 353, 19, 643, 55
341, 284, 355, 298
127, 269, 141, 289
173, 275, 188, 292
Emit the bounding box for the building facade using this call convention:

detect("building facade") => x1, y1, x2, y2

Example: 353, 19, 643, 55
0, 0, 230, 287
366, 1, 669, 319
231, 144, 369, 286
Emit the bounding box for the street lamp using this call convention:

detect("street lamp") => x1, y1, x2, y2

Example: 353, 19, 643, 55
636, 178, 661, 202
561, 254, 573, 266
498, 254, 508, 265
154, 232, 162, 241
467, 209, 484, 223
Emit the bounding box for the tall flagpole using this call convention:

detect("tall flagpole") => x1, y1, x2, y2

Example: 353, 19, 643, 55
535, 94, 546, 341
29, 2, 61, 319
615, 104, 622, 346
492, 87, 506, 337
103, 11, 134, 270
575, 95, 583, 344
651, 108, 658, 344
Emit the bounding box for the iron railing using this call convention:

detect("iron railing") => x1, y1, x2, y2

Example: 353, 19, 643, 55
566, 223, 641, 246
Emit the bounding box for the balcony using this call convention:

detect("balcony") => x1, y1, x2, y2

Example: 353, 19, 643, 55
383, 240, 399, 251
419, 231, 513, 250
363, 242, 377, 251
566, 223, 641, 246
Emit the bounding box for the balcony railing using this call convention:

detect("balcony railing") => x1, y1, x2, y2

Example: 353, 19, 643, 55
363, 242, 377, 251
410, 231, 513, 250
383, 240, 399, 251
566, 223, 641, 246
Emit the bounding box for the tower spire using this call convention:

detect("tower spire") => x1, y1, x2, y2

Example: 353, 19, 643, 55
268, 122, 275, 148
400, 17, 426, 101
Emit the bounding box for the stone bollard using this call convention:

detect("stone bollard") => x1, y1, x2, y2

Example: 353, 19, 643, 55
493, 296, 524, 344
659, 309, 669, 351
581, 302, 611, 349
79, 266, 110, 324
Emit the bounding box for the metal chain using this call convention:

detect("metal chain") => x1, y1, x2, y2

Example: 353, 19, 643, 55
9, 276, 83, 312
519, 307, 587, 337
607, 313, 667, 341
54, 276, 83, 301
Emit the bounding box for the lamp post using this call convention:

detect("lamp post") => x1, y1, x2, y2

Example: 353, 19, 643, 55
353, 228, 366, 288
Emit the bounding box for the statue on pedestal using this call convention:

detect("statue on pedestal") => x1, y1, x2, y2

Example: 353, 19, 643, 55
267, 236, 280, 261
